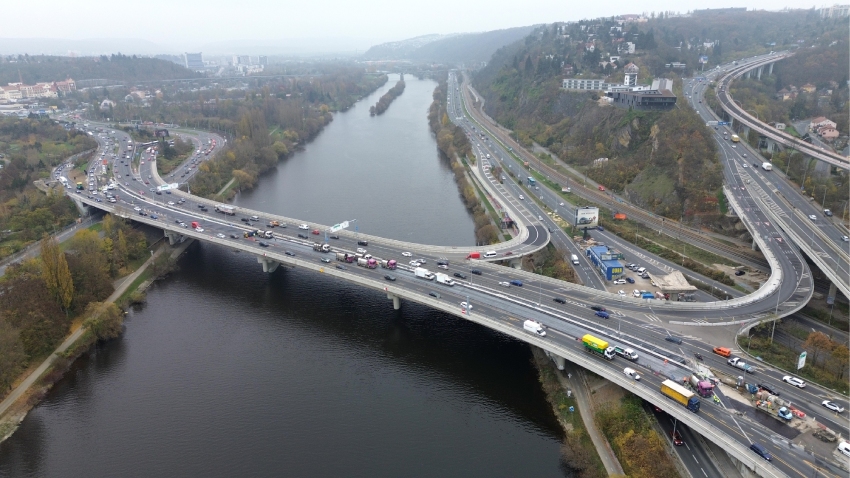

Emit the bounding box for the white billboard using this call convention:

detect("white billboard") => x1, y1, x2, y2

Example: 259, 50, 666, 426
330, 221, 350, 233
797, 351, 807, 370
575, 207, 599, 229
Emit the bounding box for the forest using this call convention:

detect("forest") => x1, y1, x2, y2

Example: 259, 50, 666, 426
0, 54, 199, 84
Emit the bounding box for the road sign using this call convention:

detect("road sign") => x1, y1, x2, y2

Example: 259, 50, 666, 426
797, 351, 807, 370
330, 221, 349, 233
717, 121, 729, 126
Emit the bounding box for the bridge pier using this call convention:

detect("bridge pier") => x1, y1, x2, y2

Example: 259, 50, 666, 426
756, 65, 763, 80
71, 197, 90, 216
828, 282, 837, 305
751, 239, 758, 251
164, 230, 185, 245
545, 350, 566, 370
386, 292, 400, 310
257, 256, 280, 273
768, 62, 773, 75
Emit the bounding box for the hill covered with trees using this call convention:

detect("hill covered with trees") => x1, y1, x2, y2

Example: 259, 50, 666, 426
362, 26, 536, 63
0, 54, 200, 84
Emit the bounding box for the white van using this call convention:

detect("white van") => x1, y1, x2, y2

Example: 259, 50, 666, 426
636, 267, 646, 274
571, 254, 579, 265
483, 251, 498, 258
523, 320, 546, 337
839, 441, 850, 458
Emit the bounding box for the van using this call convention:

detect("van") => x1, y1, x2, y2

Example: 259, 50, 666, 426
570, 254, 579, 265
483, 251, 498, 258
636, 267, 646, 274
523, 320, 546, 337
838, 441, 850, 457
713, 347, 732, 357
749, 443, 771, 461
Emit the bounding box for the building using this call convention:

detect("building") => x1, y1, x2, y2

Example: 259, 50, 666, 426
623, 63, 639, 86
54, 78, 76, 94
232, 55, 250, 66
184, 53, 204, 70
810, 116, 837, 131
0, 82, 58, 102
258, 56, 268, 66
585, 245, 624, 281
562, 78, 615, 91
800, 83, 816, 94
820, 4, 850, 17
817, 126, 840, 140
607, 89, 677, 111
618, 42, 635, 54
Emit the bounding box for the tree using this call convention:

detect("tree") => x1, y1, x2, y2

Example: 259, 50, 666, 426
0, 321, 25, 391
801, 331, 834, 366
40, 235, 74, 313
828, 344, 849, 379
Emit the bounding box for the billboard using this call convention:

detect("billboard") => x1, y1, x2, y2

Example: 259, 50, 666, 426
699, 55, 709, 64
797, 351, 807, 370
575, 207, 599, 229
330, 221, 350, 233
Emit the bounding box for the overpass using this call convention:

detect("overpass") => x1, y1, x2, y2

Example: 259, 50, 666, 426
66, 95, 839, 477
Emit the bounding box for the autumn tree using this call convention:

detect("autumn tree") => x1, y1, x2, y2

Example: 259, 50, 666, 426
801, 331, 834, 367
0, 321, 25, 391
40, 235, 74, 313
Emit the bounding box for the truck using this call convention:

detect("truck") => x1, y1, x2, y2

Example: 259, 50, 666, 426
570, 254, 580, 265
191, 221, 201, 230
313, 243, 330, 253
731, 134, 740, 143
357, 257, 378, 269
268, 220, 280, 227
582, 334, 615, 360
336, 252, 355, 263
214, 204, 235, 215
613, 346, 638, 361
728, 357, 754, 374
523, 320, 546, 337
435, 273, 456, 286
761, 162, 772, 171
380, 259, 397, 270
415, 267, 435, 280
688, 375, 715, 397
661, 379, 701, 412
466, 252, 481, 259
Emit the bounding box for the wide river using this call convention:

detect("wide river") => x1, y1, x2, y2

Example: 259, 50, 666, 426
0, 75, 568, 477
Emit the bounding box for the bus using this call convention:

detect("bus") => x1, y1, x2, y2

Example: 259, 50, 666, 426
76, 182, 84, 190
527, 177, 536, 186
731, 134, 740, 143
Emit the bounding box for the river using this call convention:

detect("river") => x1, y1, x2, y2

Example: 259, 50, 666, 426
0, 75, 568, 477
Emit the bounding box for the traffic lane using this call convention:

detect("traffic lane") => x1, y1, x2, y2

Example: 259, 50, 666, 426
652, 410, 724, 478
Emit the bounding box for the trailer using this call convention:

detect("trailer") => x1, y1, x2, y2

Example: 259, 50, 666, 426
660, 379, 701, 412
582, 334, 615, 360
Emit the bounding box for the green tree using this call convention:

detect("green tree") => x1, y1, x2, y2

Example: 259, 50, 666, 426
40, 235, 74, 312
0, 321, 25, 391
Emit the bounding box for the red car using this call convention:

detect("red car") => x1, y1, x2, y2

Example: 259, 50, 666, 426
503, 251, 513, 256
311, 229, 320, 235
598, 185, 605, 191
672, 430, 684, 446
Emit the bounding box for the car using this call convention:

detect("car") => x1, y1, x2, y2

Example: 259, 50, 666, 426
195, 227, 204, 232
155, 191, 162, 195
453, 272, 467, 279
284, 250, 296, 256
633, 290, 641, 298
783, 376, 806, 388
460, 301, 473, 310
436, 264, 448, 270
671, 430, 683, 446
311, 229, 320, 235
230, 234, 238, 239
336, 264, 347, 270
429, 291, 441, 299
822, 400, 845, 413
618, 290, 626, 296
613, 279, 626, 285
298, 224, 309, 230
384, 275, 397, 282
133, 206, 142, 212
498, 281, 511, 287
757, 383, 779, 396
167, 201, 175, 206
743, 153, 748, 158
330, 235, 340, 240
504, 251, 513, 256
597, 226, 604, 231
470, 269, 482, 275
321, 258, 331, 263
589, 306, 606, 312
216, 233, 226, 239
409, 260, 421, 267
623, 367, 641, 381
742, 163, 748, 168
598, 185, 605, 191
297, 233, 308, 239
518, 195, 524, 200
665, 336, 683, 344
732, 144, 736, 148
257, 241, 269, 247
626, 277, 635, 284
415, 258, 426, 264
401, 252, 412, 257
735, 270, 746, 276
509, 279, 523, 286
553, 297, 566, 304
842, 236, 850, 242
175, 219, 182, 224
808, 215, 817, 221
241, 218, 250, 222
559, 202, 564, 206
749, 443, 771, 462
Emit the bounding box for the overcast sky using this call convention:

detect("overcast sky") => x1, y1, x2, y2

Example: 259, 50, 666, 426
3, 0, 817, 54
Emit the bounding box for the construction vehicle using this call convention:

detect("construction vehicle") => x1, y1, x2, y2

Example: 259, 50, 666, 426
379, 259, 397, 270
336, 252, 355, 263
313, 243, 330, 253
357, 257, 378, 269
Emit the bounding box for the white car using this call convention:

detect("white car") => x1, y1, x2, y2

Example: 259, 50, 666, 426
822, 400, 845, 413
195, 227, 205, 232
460, 301, 473, 310
623, 367, 640, 381
409, 260, 421, 267
216, 233, 226, 239
401, 251, 412, 257
167, 201, 175, 206
633, 290, 641, 298
559, 202, 564, 206
498, 281, 511, 287
357, 248, 367, 254
133, 206, 142, 212
618, 290, 626, 297
437, 264, 448, 269
742, 163, 748, 168
782, 376, 806, 388
613, 279, 627, 285
298, 224, 309, 230
842, 236, 849, 242
518, 195, 524, 200
808, 215, 817, 221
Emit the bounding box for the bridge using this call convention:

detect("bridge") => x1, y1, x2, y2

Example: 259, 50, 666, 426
63, 65, 846, 477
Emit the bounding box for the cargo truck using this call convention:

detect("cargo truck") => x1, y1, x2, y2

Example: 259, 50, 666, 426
613, 346, 638, 361
523, 320, 546, 337
415, 267, 435, 280
660, 379, 701, 412
313, 243, 331, 253
582, 334, 615, 360
435, 273, 455, 286
761, 162, 772, 171
215, 204, 235, 215
466, 252, 481, 259
336, 252, 355, 263
380, 259, 397, 270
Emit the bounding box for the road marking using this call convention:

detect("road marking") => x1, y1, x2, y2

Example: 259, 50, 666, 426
644, 314, 661, 322
701, 468, 707, 477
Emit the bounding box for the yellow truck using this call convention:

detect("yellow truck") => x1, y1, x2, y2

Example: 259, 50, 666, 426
660, 379, 701, 412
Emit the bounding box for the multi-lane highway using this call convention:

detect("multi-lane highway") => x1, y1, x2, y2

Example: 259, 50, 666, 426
61, 68, 849, 477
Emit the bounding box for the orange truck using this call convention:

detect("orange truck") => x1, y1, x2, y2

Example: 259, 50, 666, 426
613, 213, 627, 220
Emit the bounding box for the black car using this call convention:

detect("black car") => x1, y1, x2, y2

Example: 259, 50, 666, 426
241, 218, 250, 222
198, 204, 205, 209
329, 235, 340, 240
553, 297, 566, 304
297, 233, 308, 239
336, 264, 347, 270
437, 260, 449, 266
453, 272, 467, 279
429, 291, 441, 299
735, 270, 746, 276
230, 234, 238, 239
384, 275, 396, 281
757, 384, 779, 396
156, 191, 162, 195
470, 269, 482, 275
175, 219, 182, 224
357, 240, 368, 246
284, 250, 295, 256
590, 306, 606, 312
258, 241, 269, 247
665, 336, 683, 344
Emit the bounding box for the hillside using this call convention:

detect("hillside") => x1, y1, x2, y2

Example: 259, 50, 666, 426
0, 54, 200, 84
362, 26, 535, 63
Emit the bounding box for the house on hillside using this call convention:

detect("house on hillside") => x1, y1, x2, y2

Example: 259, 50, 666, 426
801, 83, 816, 93
810, 116, 837, 131
817, 126, 839, 140
775, 88, 792, 101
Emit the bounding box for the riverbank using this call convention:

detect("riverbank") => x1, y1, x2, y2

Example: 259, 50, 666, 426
0, 238, 193, 444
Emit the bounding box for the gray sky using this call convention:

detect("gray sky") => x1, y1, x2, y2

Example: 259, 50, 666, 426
3, 0, 817, 54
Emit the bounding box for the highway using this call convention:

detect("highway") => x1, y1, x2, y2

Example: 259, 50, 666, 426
60, 76, 846, 476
